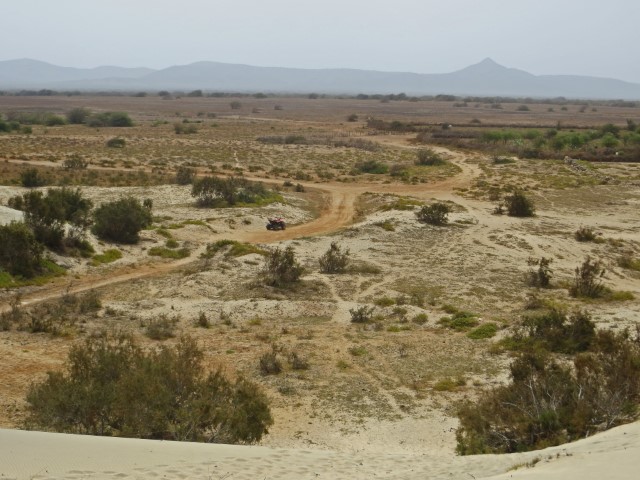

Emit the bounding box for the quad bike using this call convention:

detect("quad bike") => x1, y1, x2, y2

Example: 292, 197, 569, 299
266, 217, 286, 230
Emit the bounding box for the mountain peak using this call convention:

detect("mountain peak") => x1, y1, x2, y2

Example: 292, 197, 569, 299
463, 57, 507, 72
478, 57, 500, 66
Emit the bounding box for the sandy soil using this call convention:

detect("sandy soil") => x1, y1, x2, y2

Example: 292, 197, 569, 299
1, 421, 638, 480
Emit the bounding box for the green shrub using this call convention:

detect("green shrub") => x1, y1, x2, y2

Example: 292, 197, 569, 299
66, 108, 91, 124
63, 154, 89, 169
570, 256, 606, 298
374, 297, 395, 307
438, 311, 479, 331
195, 312, 210, 328
7, 291, 99, 335
318, 242, 350, 274
415, 148, 446, 166
348, 346, 368, 356
174, 123, 198, 134
349, 305, 375, 323
412, 313, 429, 325
355, 159, 389, 174
606, 291, 635, 301
44, 114, 66, 126
259, 350, 282, 375
93, 197, 152, 244
0, 221, 43, 277
91, 249, 122, 266
525, 257, 553, 288
504, 191, 535, 217
18, 188, 93, 252
288, 352, 309, 370
175, 166, 196, 185
617, 253, 640, 271
262, 246, 304, 287
20, 168, 48, 188
148, 247, 190, 259
106, 137, 126, 148
145, 314, 178, 340
574, 226, 597, 242
456, 328, 640, 454
500, 309, 596, 355
492, 156, 516, 165
86, 111, 133, 127
467, 323, 498, 339
26, 335, 272, 443
374, 220, 395, 231
416, 202, 452, 225
433, 378, 462, 392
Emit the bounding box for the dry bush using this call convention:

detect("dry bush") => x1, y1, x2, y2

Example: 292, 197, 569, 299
574, 226, 597, 242
26, 335, 272, 443
349, 305, 375, 323
416, 202, 451, 225
145, 314, 179, 340
262, 246, 304, 287
570, 256, 606, 298
504, 191, 535, 217
319, 242, 350, 273
457, 323, 640, 454
525, 257, 553, 288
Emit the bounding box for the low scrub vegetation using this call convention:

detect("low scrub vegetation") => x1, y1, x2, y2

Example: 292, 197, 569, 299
9, 187, 93, 255
1, 291, 101, 335
262, 246, 304, 287
415, 148, 447, 166
438, 310, 479, 331
355, 159, 389, 174
416, 202, 452, 225
574, 226, 598, 242
525, 257, 553, 288
105, 137, 126, 148
0, 222, 43, 278
319, 242, 350, 273
467, 323, 498, 340
93, 197, 152, 244
503, 191, 535, 217
457, 309, 640, 453
25, 335, 272, 443
569, 256, 606, 298
617, 253, 640, 271
204, 240, 267, 258
91, 249, 122, 266
148, 246, 190, 259
175, 166, 196, 185
350, 305, 375, 323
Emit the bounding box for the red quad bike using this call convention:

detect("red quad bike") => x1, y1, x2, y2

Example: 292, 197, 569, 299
266, 217, 286, 231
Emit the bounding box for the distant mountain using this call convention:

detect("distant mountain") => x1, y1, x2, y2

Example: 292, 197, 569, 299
0, 59, 154, 87
1, 57, 639, 99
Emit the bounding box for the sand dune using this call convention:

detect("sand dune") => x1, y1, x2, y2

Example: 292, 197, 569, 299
1, 422, 638, 480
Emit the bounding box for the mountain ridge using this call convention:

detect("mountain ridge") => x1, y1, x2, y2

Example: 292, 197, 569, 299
1, 58, 639, 99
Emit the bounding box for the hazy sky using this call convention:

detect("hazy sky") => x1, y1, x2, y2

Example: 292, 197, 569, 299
2, 0, 640, 82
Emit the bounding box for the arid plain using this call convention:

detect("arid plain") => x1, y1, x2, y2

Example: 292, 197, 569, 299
1, 95, 639, 478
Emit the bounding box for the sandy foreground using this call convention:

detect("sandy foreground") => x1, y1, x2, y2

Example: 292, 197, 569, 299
1, 422, 638, 480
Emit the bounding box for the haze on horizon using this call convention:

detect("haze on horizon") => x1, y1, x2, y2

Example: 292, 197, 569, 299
2, 0, 640, 83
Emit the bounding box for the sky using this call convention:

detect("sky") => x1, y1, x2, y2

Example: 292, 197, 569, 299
2, 0, 640, 83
